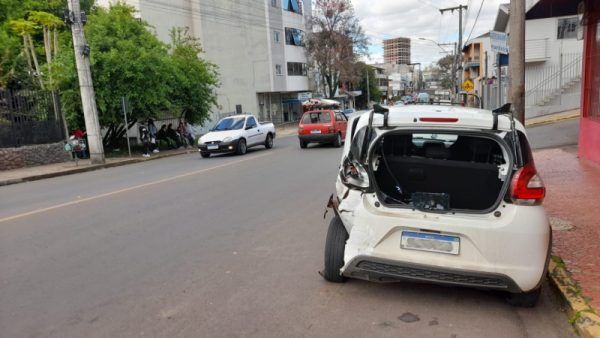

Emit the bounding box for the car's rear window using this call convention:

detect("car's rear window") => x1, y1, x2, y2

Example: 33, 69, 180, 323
302, 112, 331, 124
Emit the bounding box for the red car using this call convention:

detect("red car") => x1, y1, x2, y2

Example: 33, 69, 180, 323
298, 110, 348, 148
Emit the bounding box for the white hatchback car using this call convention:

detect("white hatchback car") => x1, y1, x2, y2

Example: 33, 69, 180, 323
323, 104, 550, 307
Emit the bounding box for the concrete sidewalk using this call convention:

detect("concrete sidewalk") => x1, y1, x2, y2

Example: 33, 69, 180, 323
526, 109, 580, 127
535, 146, 600, 336
0, 147, 196, 186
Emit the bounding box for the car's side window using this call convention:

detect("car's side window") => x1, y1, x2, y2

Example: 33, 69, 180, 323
246, 116, 257, 129
335, 113, 344, 121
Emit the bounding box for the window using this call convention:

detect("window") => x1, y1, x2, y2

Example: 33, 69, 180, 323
275, 64, 283, 76
214, 117, 246, 131
271, 0, 277, 7
335, 113, 346, 121
273, 30, 280, 44
282, 0, 302, 14
285, 27, 304, 46
246, 116, 257, 129
287, 62, 307, 76
302, 112, 332, 124
557, 17, 578, 39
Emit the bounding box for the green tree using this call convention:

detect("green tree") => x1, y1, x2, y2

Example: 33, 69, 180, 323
54, 4, 218, 147
167, 27, 219, 125
352, 62, 381, 109
437, 54, 455, 90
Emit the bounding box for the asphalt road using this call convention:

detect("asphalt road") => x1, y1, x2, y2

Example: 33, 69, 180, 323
0, 136, 575, 337
527, 118, 579, 149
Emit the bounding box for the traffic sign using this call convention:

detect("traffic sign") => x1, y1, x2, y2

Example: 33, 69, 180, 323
490, 31, 509, 54
462, 79, 474, 92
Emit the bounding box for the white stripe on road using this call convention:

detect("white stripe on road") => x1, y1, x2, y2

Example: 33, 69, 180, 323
0, 152, 275, 224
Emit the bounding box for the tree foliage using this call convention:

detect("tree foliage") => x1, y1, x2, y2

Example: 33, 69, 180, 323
437, 54, 455, 90
352, 63, 381, 109
306, 0, 368, 99
53, 4, 218, 147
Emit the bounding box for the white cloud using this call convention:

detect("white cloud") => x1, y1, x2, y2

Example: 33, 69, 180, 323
351, 0, 507, 65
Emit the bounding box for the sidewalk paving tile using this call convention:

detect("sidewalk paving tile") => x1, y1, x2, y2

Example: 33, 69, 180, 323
535, 146, 600, 310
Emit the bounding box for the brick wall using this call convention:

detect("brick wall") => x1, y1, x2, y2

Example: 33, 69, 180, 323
0, 142, 71, 171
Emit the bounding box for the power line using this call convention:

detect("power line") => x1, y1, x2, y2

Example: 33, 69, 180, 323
465, 0, 485, 43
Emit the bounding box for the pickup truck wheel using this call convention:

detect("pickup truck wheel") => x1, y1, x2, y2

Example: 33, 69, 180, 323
505, 287, 541, 307
236, 138, 247, 155
265, 133, 273, 149
300, 140, 308, 149
333, 133, 342, 148
200, 152, 210, 158
322, 216, 348, 283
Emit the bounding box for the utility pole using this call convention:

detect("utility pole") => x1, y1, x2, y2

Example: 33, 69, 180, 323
366, 68, 370, 108
508, 0, 526, 123
440, 4, 468, 93
67, 0, 104, 164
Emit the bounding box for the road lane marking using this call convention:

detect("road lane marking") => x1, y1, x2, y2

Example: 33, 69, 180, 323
0, 152, 275, 224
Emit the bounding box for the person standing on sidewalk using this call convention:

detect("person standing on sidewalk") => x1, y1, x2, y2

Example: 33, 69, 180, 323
139, 125, 151, 158
147, 119, 159, 153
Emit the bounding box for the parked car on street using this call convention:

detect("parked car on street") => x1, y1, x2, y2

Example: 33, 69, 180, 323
197, 114, 275, 157
322, 104, 549, 307
298, 110, 348, 148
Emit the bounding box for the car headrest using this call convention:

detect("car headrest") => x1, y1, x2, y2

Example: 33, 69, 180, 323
424, 142, 450, 159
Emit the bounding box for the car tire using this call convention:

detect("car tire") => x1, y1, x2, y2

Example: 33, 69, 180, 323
236, 138, 247, 155
265, 133, 273, 149
300, 140, 308, 149
333, 133, 342, 148
506, 287, 541, 307
200, 152, 210, 158
322, 216, 348, 283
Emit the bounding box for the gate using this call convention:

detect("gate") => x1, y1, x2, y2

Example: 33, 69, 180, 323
0, 89, 66, 147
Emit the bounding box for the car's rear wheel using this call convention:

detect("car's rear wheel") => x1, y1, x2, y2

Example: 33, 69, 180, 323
300, 140, 308, 149
333, 133, 342, 148
506, 287, 541, 307
265, 133, 273, 149
322, 216, 348, 283
200, 152, 210, 158
236, 138, 247, 155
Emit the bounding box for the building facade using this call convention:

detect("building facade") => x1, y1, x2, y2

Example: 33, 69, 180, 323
383, 37, 411, 64
494, 1, 583, 117
98, 0, 311, 125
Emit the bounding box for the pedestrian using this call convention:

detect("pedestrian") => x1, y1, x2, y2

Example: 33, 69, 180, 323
147, 118, 159, 153
139, 125, 151, 158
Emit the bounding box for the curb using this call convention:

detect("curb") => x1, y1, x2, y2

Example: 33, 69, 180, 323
0, 149, 195, 187
548, 256, 600, 338
526, 112, 579, 127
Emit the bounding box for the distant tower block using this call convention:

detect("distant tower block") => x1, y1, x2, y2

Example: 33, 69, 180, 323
383, 37, 411, 65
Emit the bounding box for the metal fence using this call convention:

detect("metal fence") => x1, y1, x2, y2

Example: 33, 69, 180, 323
0, 89, 65, 148
525, 53, 583, 107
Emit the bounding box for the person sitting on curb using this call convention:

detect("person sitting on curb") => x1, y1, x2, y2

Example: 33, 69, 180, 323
157, 124, 177, 149
166, 123, 184, 148
178, 121, 194, 147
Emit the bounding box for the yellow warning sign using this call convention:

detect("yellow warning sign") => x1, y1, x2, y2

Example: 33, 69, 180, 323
462, 79, 474, 92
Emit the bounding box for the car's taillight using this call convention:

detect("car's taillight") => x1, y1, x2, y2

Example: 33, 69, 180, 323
510, 163, 545, 205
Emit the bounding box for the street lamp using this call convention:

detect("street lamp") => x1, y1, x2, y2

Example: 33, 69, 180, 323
418, 38, 454, 53
418, 38, 459, 95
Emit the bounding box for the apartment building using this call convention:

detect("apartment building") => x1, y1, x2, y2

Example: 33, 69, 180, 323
383, 37, 411, 64
98, 0, 311, 124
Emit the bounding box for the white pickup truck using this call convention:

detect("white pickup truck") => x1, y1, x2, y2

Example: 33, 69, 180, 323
197, 114, 276, 158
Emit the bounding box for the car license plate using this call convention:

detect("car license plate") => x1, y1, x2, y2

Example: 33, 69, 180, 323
401, 231, 460, 255
207, 144, 218, 150
310, 130, 321, 134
